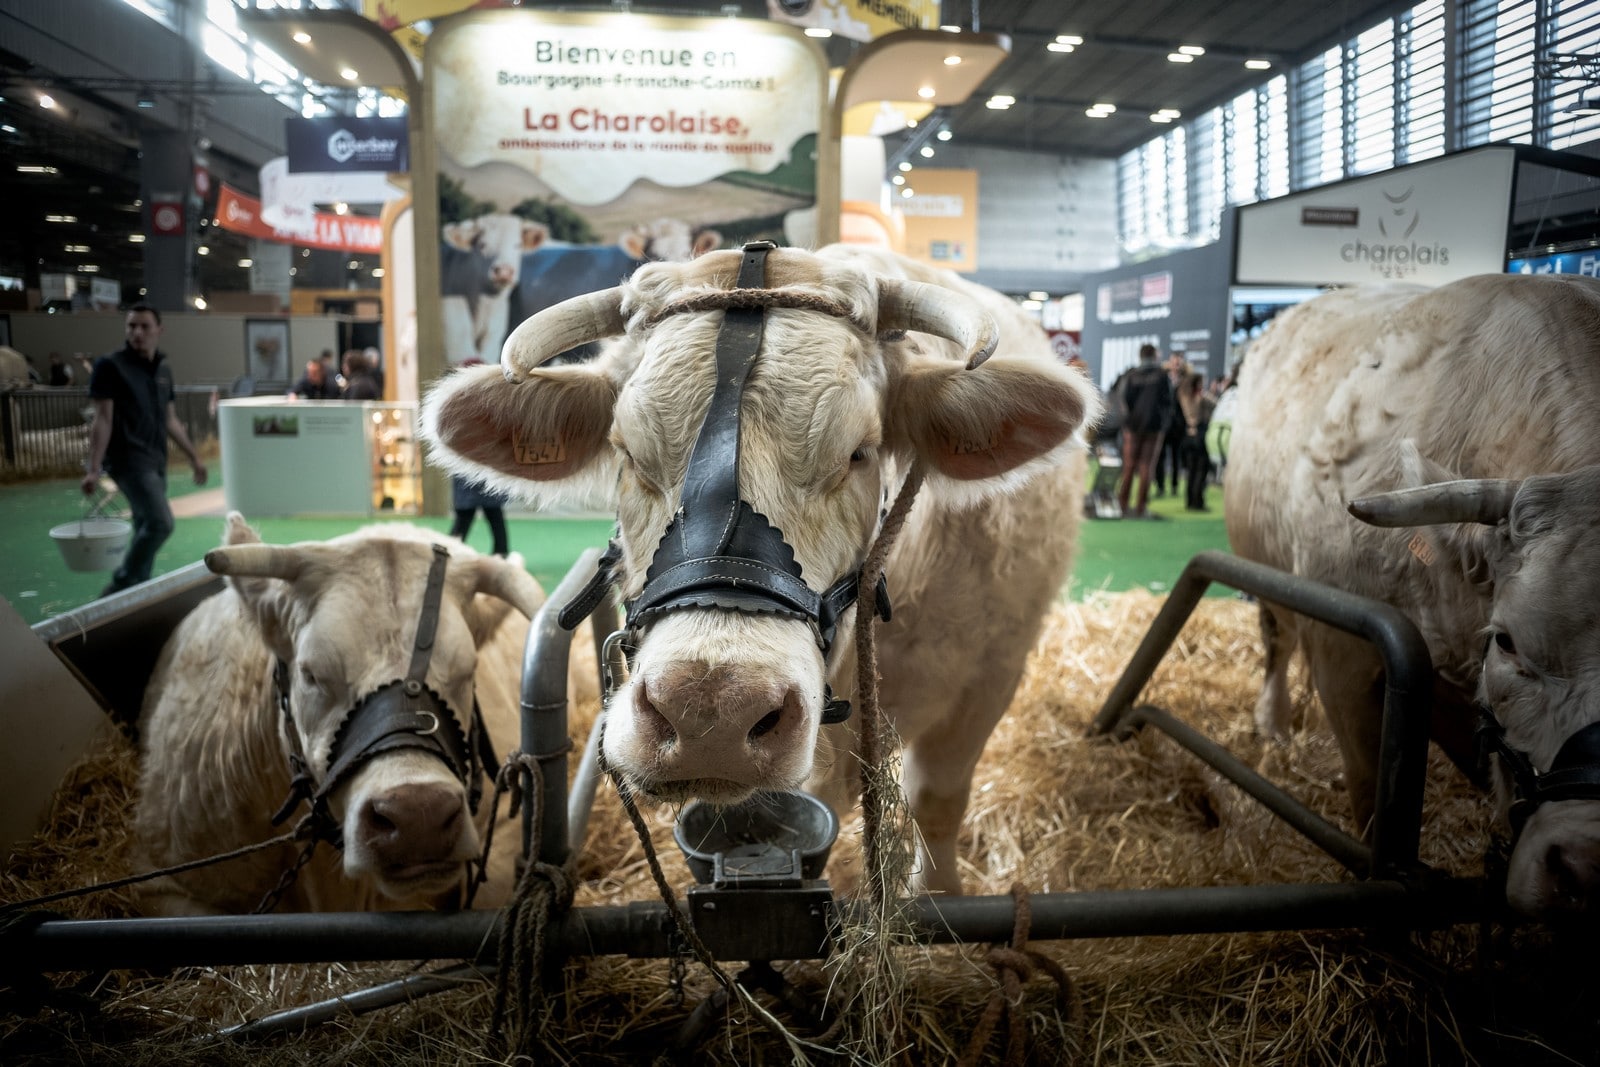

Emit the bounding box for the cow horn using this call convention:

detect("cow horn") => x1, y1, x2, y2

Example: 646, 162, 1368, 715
205, 544, 307, 581
501, 288, 627, 380
1347, 478, 1522, 527
877, 277, 999, 369
472, 556, 547, 619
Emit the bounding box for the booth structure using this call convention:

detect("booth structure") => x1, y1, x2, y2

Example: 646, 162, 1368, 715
218, 397, 421, 517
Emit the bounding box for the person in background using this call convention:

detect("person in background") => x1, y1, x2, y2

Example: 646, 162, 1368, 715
1113, 343, 1172, 520
48, 351, 73, 386
1153, 353, 1186, 497
82, 304, 208, 596
363, 345, 385, 397
1177, 366, 1216, 512
340, 349, 381, 400
288, 359, 334, 399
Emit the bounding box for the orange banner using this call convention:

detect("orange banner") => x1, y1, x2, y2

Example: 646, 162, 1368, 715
215, 184, 384, 254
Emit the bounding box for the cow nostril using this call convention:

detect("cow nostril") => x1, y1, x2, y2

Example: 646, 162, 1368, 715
634, 684, 677, 746
367, 809, 397, 834
748, 707, 783, 740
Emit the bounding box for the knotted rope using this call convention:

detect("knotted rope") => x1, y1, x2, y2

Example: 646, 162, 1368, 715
487, 748, 576, 1061
957, 883, 1079, 1067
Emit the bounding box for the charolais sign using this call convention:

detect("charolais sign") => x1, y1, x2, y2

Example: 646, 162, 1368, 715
286, 116, 409, 173
425, 11, 825, 365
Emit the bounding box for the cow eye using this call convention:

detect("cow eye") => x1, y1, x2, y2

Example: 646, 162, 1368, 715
1494, 631, 1516, 656
298, 665, 322, 690
850, 446, 870, 465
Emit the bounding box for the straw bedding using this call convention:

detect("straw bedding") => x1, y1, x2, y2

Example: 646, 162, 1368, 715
3, 589, 1595, 1065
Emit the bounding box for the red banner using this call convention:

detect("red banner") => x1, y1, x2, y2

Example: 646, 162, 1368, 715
214, 183, 383, 254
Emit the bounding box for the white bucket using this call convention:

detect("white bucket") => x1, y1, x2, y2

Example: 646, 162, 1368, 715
50, 518, 133, 573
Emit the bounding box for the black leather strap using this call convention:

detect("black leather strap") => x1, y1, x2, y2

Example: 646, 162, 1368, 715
406, 543, 451, 683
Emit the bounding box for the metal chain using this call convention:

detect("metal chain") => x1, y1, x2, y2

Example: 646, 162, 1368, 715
252, 829, 322, 914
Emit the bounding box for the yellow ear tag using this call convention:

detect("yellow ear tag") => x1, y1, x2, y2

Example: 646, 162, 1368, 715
511, 428, 567, 465
1407, 532, 1437, 567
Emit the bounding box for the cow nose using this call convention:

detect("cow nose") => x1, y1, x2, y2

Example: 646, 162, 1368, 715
640, 662, 799, 747
490, 264, 515, 287
357, 782, 464, 866
1544, 842, 1600, 916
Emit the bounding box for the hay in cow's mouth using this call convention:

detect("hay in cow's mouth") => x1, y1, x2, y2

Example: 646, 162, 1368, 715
3, 590, 1590, 1066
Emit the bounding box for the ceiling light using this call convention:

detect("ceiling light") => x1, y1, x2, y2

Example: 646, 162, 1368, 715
1150, 114, 1174, 123
898, 161, 912, 172
139, 287, 147, 295
39, 93, 56, 109
238, 258, 253, 268
944, 55, 961, 66
45, 215, 76, 223
333, 202, 349, 215
1093, 103, 1117, 113
986, 94, 1015, 109
1046, 42, 1075, 53
197, 246, 210, 256
1021, 299, 1043, 310
919, 146, 935, 157
18, 165, 58, 174
1028, 291, 1049, 301
78, 264, 99, 273
64, 244, 90, 253
372, 267, 385, 278
134, 198, 143, 207
0, 125, 15, 134
892, 174, 905, 185
1086, 108, 1110, 118
1159, 108, 1181, 117
193, 296, 207, 310
1167, 53, 1194, 63
907, 118, 917, 127
1056, 35, 1084, 46
900, 187, 914, 198
128, 234, 145, 243
289, 267, 297, 277
1245, 59, 1273, 70
1179, 45, 1206, 56
937, 129, 952, 141
917, 86, 935, 99
940, 24, 960, 32
348, 260, 361, 269
804, 27, 831, 38
292, 31, 312, 44
340, 68, 359, 81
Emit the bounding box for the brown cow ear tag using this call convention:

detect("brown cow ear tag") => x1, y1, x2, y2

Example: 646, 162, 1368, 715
511, 428, 568, 465
1407, 531, 1437, 567
948, 431, 1000, 456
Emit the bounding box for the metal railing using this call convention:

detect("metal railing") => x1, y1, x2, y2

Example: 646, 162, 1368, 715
0, 385, 221, 479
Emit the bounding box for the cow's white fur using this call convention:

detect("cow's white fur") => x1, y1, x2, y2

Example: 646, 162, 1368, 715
1226, 273, 1600, 920
442, 213, 547, 364
422, 244, 1099, 893
132, 515, 541, 914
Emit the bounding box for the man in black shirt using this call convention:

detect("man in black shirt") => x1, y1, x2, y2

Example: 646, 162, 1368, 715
1112, 343, 1173, 519
82, 305, 208, 595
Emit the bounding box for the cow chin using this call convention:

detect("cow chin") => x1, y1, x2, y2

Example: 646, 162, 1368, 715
1505, 799, 1600, 923
337, 751, 482, 901
601, 612, 825, 806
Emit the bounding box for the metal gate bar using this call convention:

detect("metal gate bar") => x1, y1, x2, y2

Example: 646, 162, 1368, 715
1089, 550, 1435, 879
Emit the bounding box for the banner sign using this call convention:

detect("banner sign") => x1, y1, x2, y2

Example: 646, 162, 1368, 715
901, 168, 978, 273
766, 0, 940, 43
1236, 146, 1516, 287
286, 115, 409, 173
216, 184, 384, 254
1509, 250, 1600, 277
427, 11, 825, 365
150, 195, 185, 236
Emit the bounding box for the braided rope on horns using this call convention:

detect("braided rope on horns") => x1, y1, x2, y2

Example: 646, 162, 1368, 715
642, 288, 860, 329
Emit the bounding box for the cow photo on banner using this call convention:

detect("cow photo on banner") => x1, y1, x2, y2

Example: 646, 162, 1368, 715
426, 10, 828, 367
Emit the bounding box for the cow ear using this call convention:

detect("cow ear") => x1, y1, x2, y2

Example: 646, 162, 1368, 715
521, 222, 547, 252
691, 229, 721, 257
886, 353, 1095, 483
442, 222, 477, 251
422, 362, 617, 488
618, 229, 648, 260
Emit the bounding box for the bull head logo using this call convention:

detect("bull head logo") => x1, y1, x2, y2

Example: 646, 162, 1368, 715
1379, 185, 1419, 239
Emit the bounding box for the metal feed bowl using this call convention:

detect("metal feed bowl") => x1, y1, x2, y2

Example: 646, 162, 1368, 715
674, 791, 839, 885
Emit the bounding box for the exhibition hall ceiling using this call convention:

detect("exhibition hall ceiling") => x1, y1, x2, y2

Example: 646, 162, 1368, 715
0, 0, 1410, 290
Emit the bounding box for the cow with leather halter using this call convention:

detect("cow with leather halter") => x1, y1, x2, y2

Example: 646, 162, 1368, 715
422, 242, 1099, 894
132, 515, 544, 914
1225, 273, 1600, 922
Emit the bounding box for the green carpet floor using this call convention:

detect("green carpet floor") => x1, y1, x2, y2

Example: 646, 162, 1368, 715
2, 466, 1232, 626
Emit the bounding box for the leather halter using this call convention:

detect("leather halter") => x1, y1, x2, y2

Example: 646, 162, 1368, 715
271, 543, 497, 844
1478, 707, 1600, 835
559, 241, 889, 724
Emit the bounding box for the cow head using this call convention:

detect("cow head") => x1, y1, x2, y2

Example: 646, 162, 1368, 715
205, 514, 544, 901
620, 218, 722, 262
443, 214, 548, 292
1350, 466, 1600, 922
422, 246, 1093, 807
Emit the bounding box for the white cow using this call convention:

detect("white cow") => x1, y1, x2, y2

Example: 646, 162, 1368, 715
618, 218, 722, 263
1225, 273, 1600, 921
132, 514, 545, 915
441, 213, 548, 364
422, 243, 1099, 894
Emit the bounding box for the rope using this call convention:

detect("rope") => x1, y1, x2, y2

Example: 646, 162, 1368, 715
488, 750, 576, 1062
643, 289, 858, 329
957, 883, 1079, 1067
